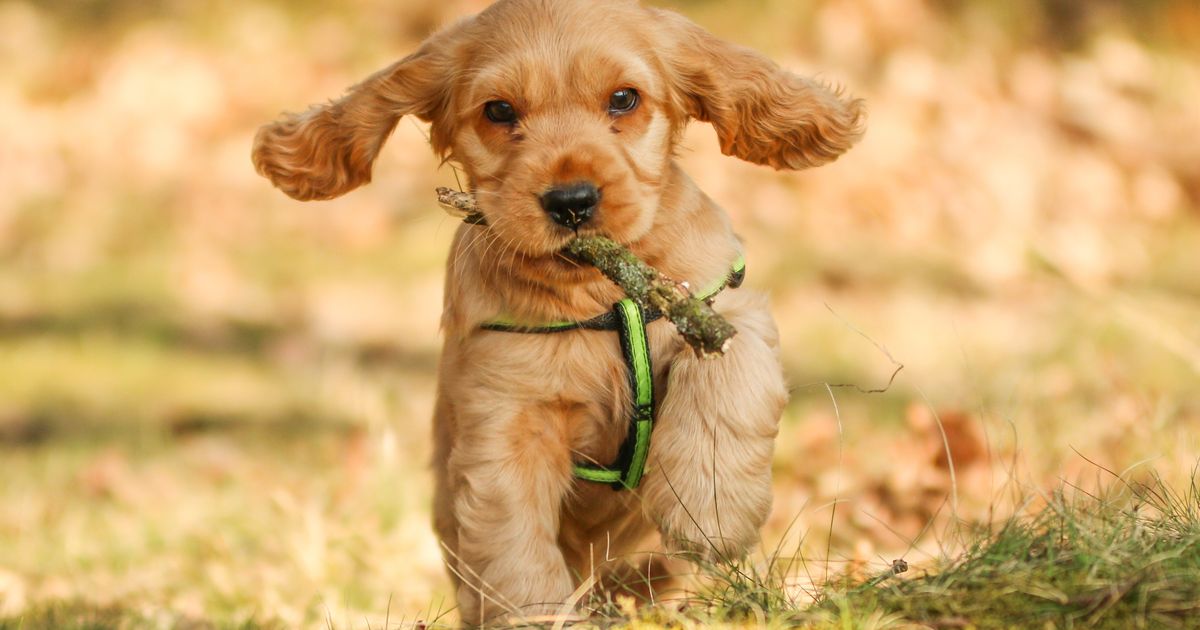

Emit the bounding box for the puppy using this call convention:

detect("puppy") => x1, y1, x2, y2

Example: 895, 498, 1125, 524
253, 0, 863, 623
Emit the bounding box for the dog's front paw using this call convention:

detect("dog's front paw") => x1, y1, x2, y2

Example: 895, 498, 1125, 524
651, 472, 773, 562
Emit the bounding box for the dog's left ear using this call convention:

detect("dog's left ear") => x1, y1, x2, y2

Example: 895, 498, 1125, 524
652, 8, 866, 170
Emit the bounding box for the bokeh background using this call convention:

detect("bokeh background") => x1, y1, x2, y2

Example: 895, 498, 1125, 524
2, 0, 1199, 626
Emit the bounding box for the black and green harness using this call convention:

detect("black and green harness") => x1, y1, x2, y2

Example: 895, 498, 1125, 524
480, 257, 746, 491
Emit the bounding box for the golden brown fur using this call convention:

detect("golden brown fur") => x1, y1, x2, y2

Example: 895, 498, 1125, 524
252, 0, 864, 624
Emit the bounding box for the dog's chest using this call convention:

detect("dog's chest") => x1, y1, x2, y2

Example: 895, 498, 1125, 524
461, 319, 683, 463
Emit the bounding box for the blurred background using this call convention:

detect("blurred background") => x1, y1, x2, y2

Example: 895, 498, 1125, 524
2, 0, 1199, 626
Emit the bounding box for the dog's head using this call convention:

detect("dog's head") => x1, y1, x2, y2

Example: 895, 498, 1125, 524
253, 0, 864, 257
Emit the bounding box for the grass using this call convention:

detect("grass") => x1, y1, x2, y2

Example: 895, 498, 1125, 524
4, 0, 1200, 627
817, 476, 1200, 629
9, 432, 1200, 628
536, 473, 1200, 629
0, 602, 278, 630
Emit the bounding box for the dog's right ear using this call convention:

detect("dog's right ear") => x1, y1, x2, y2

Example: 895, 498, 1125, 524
252, 19, 470, 201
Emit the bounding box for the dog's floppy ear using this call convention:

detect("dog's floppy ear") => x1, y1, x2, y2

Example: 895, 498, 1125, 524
653, 8, 865, 170
252, 19, 470, 201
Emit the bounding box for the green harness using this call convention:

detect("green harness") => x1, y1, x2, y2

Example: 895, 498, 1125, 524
480, 257, 746, 490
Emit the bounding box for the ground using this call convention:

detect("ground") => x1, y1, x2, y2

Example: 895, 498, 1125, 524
1, 0, 1199, 627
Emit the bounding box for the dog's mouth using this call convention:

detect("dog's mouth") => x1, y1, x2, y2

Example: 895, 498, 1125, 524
463, 188, 646, 264
549, 236, 591, 266
541, 229, 620, 275
554, 225, 623, 252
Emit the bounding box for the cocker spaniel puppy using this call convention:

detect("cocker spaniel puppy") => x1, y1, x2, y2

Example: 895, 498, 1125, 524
253, 0, 863, 624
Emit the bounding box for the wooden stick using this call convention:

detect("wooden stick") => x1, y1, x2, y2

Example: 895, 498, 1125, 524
564, 236, 736, 357
436, 187, 487, 225
436, 188, 737, 357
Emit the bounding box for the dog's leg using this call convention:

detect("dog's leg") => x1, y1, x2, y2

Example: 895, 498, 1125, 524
431, 392, 462, 589
449, 402, 575, 625
642, 292, 787, 561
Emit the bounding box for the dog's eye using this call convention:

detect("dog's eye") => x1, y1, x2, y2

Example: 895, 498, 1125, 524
484, 101, 517, 124
608, 89, 639, 115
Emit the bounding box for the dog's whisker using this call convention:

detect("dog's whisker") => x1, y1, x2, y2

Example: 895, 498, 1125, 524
449, 223, 487, 286
554, 251, 582, 269
476, 224, 505, 275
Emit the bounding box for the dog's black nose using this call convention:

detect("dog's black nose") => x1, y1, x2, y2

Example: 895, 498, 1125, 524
540, 183, 600, 229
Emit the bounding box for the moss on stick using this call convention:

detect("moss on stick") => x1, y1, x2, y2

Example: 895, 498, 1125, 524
564, 236, 737, 357
436, 189, 738, 356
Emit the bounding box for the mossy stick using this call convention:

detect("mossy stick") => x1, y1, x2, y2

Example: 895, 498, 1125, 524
564, 236, 737, 357
436, 187, 487, 225
435, 188, 738, 356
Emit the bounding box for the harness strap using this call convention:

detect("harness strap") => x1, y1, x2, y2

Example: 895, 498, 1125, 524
481, 255, 745, 334
573, 299, 654, 489
479, 256, 745, 491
